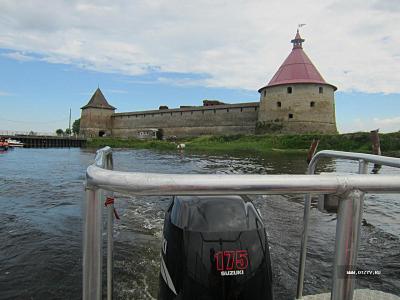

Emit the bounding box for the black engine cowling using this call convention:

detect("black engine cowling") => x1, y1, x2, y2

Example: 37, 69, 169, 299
158, 195, 273, 300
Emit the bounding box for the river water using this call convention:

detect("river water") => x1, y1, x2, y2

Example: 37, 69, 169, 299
0, 148, 399, 299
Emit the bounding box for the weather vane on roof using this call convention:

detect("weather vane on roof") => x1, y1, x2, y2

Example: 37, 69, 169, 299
298, 23, 306, 29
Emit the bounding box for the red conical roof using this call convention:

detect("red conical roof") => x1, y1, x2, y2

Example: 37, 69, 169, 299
260, 30, 336, 91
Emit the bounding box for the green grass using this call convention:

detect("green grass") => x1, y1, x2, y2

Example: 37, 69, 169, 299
85, 132, 400, 156
85, 137, 176, 151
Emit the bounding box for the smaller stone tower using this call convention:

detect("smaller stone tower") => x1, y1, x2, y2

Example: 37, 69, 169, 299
80, 88, 116, 137
257, 30, 337, 134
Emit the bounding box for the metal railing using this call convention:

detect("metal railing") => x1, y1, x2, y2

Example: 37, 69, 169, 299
296, 150, 400, 299
83, 147, 400, 300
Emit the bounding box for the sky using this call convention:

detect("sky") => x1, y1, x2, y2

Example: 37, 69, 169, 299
0, 0, 399, 134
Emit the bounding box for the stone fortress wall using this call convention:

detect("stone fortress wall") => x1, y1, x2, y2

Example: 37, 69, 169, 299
111, 102, 259, 137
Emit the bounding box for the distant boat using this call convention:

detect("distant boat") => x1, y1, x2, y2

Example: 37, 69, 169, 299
0, 139, 9, 150
6, 138, 24, 148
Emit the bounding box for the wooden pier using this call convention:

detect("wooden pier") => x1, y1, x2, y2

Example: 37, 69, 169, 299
2, 135, 86, 148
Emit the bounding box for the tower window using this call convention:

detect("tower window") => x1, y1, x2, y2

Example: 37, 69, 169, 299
287, 87, 292, 94
288, 113, 293, 119
310, 101, 315, 107
277, 101, 281, 107
263, 90, 266, 97
319, 87, 323, 94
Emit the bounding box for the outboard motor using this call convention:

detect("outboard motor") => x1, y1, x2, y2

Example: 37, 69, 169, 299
159, 195, 273, 300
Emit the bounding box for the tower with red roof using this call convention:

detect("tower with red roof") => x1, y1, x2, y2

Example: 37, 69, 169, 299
257, 30, 337, 134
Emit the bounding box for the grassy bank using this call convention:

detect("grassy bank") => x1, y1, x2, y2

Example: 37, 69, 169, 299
85, 132, 400, 156
85, 137, 177, 151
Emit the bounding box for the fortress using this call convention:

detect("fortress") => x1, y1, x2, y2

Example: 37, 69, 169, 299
80, 31, 337, 138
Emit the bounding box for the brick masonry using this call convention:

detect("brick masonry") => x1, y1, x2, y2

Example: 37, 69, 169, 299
257, 83, 337, 134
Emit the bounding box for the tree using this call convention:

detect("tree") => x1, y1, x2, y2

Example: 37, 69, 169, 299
65, 128, 71, 135
56, 129, 64, 136
72, 118, 80, 135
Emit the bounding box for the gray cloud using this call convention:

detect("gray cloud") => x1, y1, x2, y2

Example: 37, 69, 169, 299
0, 0, 399, 93
372, 0, 400, 12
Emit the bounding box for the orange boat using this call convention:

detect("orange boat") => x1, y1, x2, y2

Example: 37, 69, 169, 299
0, 138, 9, 150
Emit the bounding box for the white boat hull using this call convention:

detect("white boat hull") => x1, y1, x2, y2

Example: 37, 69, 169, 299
6, 139, 25, 147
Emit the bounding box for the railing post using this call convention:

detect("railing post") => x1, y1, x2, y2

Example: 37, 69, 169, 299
331, 189, 363, 300
296, 156, 318, 299
296, 194, 311, 299
106, 154, 114, 300
83, 147, 113, 300
83, 187, 103, 300
107, 202, 114, 300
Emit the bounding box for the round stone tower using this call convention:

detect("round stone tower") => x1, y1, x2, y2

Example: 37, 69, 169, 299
80, 88, 116, 137
257, 30, 337, 134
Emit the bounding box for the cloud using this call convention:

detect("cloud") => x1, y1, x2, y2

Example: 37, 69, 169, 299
372, 0, 400, 12
2, 51, 35, 61
156, 76, 207, 87
339, 116, 400, 133
0, 0, 399, 93
118, 72, 211, 87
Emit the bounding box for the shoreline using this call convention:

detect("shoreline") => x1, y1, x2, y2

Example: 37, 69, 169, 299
84, 132, 400, 157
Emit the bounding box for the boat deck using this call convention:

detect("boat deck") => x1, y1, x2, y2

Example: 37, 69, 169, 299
303, 289, 400, 300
